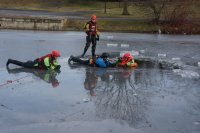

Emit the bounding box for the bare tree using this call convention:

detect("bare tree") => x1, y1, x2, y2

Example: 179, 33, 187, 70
93, 69, 149, 126
163, 0, 194, 25
122, 0, 130, 15
138, 0, 195, 25
139, 0, 168, 23
104, 0, 107, 13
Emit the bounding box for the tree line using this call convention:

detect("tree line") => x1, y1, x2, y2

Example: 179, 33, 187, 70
65, 0, 196, 25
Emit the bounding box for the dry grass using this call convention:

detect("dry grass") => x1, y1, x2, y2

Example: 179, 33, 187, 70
0, 1, 199, 20
65, 19, 158, 33
0, 0, 199, 34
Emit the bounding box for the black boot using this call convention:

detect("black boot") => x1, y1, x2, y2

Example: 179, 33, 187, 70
68, 56, 74, 64
82, 48, 87, 57
6, 59, 24, 67
70, 56, 88, 65
6, 59, 11, 67
81, 53, 85, 58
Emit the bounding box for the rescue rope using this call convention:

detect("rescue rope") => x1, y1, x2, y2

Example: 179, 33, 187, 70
0, 75, 30, 88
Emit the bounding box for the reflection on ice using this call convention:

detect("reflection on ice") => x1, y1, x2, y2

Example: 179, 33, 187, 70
68, 62, 200, 128
94, 68, 148, 127
6, 68, 60, 88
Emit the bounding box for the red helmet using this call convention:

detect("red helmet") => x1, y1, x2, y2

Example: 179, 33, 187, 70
52, 50, 60, 57
122, 52, 133, 60
91, 14, 97, 20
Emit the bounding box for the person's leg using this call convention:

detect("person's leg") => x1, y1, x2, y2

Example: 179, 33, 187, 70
69, 56, 89, 65
7, 59, 36, 69
23, 61, 36, 68
82, 36, 91, 57
7, 59, 26, 67
91, 35, 97, 57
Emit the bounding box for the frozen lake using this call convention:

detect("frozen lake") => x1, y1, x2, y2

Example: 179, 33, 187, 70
0, 30, 200, 133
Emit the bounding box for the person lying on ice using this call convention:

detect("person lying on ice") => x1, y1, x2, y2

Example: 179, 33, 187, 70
68, 52, 116, 68
6, 50, 61, 70
116, 52, 138, 68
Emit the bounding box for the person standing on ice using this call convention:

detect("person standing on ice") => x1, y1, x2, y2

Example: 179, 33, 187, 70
81, 14, 100, 57
6, 50, 61, 70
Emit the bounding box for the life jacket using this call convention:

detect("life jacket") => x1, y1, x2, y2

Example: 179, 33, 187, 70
84, 21, 97, 35
89, 56, 97, 66
37, 54, 55, 69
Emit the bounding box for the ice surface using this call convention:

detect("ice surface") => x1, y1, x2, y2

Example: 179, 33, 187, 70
173, 69, 200, 79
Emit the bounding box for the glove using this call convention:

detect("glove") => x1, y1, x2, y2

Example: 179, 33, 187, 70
117, 57, 122, 62
55, 65, 61, 70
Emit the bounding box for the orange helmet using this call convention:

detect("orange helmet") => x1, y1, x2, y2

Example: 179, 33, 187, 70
122, 52, 133, 60
91, 14, 97, 20
52, 50, 60, 57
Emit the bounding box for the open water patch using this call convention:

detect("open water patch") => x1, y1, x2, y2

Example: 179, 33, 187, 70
135, 56, 199, 79
109, 51, 200, 79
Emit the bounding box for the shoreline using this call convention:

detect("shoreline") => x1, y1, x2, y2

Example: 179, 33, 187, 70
0, 15, 199, 35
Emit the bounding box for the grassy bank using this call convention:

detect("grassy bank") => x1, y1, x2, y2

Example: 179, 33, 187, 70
65, 19, 158, 33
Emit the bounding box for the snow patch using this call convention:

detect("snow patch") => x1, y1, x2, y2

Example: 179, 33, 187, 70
139, 50, 145, 54
198, 62, 200, 67
120, 44, 129, 48
107, 36, 114, 39
173, 69, 199, 79
172, 57, 181, 61
158, 53, 166, 57
107, 43, 118, 47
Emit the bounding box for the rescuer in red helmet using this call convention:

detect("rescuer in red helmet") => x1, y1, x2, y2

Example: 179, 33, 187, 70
82, 14, 100, 57
116, 52, 138, 68
6, 50, 61, 70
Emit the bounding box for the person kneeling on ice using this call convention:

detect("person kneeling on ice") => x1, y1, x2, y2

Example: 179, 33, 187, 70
6, 50, 61, 70
68, 52, 116, 68
116, 52, 137, 68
